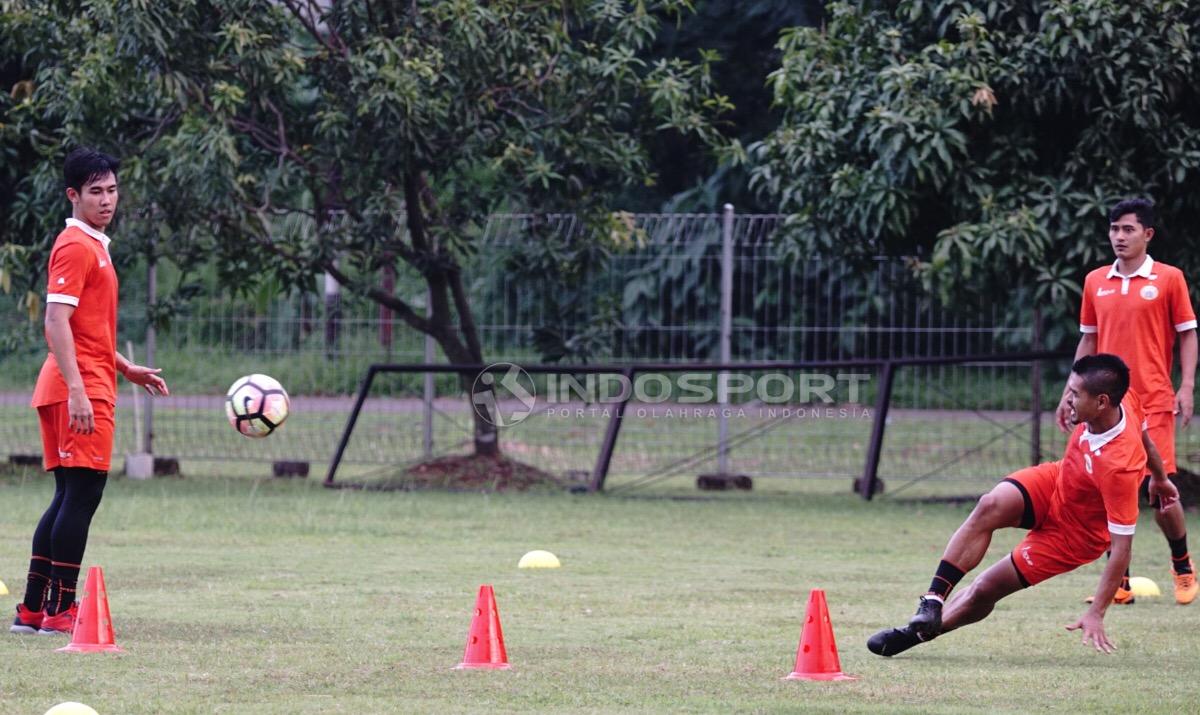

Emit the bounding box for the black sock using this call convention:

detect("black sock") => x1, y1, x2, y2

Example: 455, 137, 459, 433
46, 566, 80, 616
46, 468, 108, 614
927, 560, 966, 600
23, 469, 67, 611
23, 559, 51, 612
1169, 535, 1191, 574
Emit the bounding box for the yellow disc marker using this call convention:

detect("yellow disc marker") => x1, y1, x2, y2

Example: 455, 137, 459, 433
1128, 576, 1161, 597
0, 579, 8, 596
518, 550, 561, 569
45, 703, 100, 715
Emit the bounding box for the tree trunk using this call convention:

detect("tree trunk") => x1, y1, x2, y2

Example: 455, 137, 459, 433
323, 270, 341, 359
436, 333, 501, 459
469, 386, 501, 458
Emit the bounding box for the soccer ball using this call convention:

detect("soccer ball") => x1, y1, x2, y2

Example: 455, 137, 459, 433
225, 374, 290, 438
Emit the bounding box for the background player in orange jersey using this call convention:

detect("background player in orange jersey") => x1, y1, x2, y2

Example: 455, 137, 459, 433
869, 354, 1179, 657
1055, 198, 1198, 606
10, 148, 169, 637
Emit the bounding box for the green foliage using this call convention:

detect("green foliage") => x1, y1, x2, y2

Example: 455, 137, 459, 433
750, 0, 1200, 337
637, 0, 823, 211
0, 0, 727, 332
1, 1, 730, 451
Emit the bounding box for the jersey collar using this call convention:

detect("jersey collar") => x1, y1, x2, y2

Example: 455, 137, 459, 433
65, 218, 112, 253
1105, 255, 1153, 280
1079, 405, 1126, 452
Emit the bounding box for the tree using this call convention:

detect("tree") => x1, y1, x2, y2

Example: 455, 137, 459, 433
749, 0, 1200, 343
1, 0, 728, 457
637, 0, 822, 211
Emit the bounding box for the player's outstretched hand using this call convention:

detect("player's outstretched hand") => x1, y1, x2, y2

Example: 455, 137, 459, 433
124, 364, 170, 396
1066, 612, 1114, 654
1148, 477, 1181, 512
1054, 397, 1074, 433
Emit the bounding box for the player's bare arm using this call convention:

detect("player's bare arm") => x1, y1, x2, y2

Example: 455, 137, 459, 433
44, 301, 93, 435
115, 351, 169, 396
1056, 333, 1098, 432
1067, 532, 1132, 654
1176, 328, 1196, 426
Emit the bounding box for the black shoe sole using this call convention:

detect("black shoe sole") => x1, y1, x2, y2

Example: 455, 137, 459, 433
867, 627, 925, 657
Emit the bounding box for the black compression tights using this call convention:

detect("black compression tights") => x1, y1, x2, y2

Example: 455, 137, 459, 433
22, 467, 108, 614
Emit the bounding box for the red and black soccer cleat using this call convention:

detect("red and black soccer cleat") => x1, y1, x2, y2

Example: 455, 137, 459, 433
10, 604, 44, 634
37, 602, 78, 636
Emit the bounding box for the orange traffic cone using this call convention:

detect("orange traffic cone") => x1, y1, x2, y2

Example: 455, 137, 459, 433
454, 584, 510, 670
785, 588, 856, 681
57, 566, 123, 654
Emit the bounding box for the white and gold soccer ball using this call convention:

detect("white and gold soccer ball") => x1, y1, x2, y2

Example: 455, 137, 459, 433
225, 374, 290, 438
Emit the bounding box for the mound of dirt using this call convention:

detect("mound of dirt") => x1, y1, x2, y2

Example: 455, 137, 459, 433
396, 454, 565, 492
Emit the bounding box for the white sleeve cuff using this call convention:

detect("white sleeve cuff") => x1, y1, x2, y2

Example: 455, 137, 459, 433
46, 293, 80, 306
1108, 522, 1136, 536
1080, 324, 1098, 334
1175, 320, 1197, 332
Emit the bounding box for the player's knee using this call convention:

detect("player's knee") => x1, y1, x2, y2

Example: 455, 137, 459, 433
957, 579, 998, 610
968, 490, 1018, 528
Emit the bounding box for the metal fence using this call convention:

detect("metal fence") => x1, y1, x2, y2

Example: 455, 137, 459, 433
3, 211, 1194, 492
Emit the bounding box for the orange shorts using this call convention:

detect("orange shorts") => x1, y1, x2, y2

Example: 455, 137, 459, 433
1004, 461, 1103, 586
1002, 461, 1060, 530
1144, 410, 1176, 474
37, 399, 115, 472
1011, 522, 1102, 587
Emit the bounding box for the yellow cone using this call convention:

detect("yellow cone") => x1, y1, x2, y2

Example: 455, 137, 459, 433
518, 550, 561, 569
0, 579, 8, 596
45, 703, 99, 715
1129, 576, 1161, 597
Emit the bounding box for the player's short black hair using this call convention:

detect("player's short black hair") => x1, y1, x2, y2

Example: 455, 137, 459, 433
1071, 353, 1130, 406
64, 147, 120, 192
1108, 198, 1156, 232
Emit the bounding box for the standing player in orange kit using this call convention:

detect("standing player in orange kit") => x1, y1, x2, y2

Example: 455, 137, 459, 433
10, 148, 169, 636
1055, 198, 1198, 606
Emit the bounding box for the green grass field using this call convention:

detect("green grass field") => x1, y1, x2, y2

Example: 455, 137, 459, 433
3, 466, 1199, 714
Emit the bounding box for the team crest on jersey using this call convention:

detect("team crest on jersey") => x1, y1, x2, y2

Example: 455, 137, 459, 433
1140, 285, 1159, 300
1083, 452, 1094, 474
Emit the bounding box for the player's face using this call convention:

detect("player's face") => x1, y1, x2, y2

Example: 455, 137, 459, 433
1108, 213, 1153, 262
1065, 372, 1102, 425
67, 172, 119, 231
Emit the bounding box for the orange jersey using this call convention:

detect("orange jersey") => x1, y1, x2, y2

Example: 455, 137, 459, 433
1047, 393, 1147, 560
1080, 257, 1197, 413
31, 219, 120, 407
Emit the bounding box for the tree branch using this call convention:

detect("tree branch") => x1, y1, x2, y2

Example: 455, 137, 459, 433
320, 259, 434, 335
448, 267, 485, 363
131, 110, 181, 150
279, 0, 349, 58
403, 170, 430, 255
